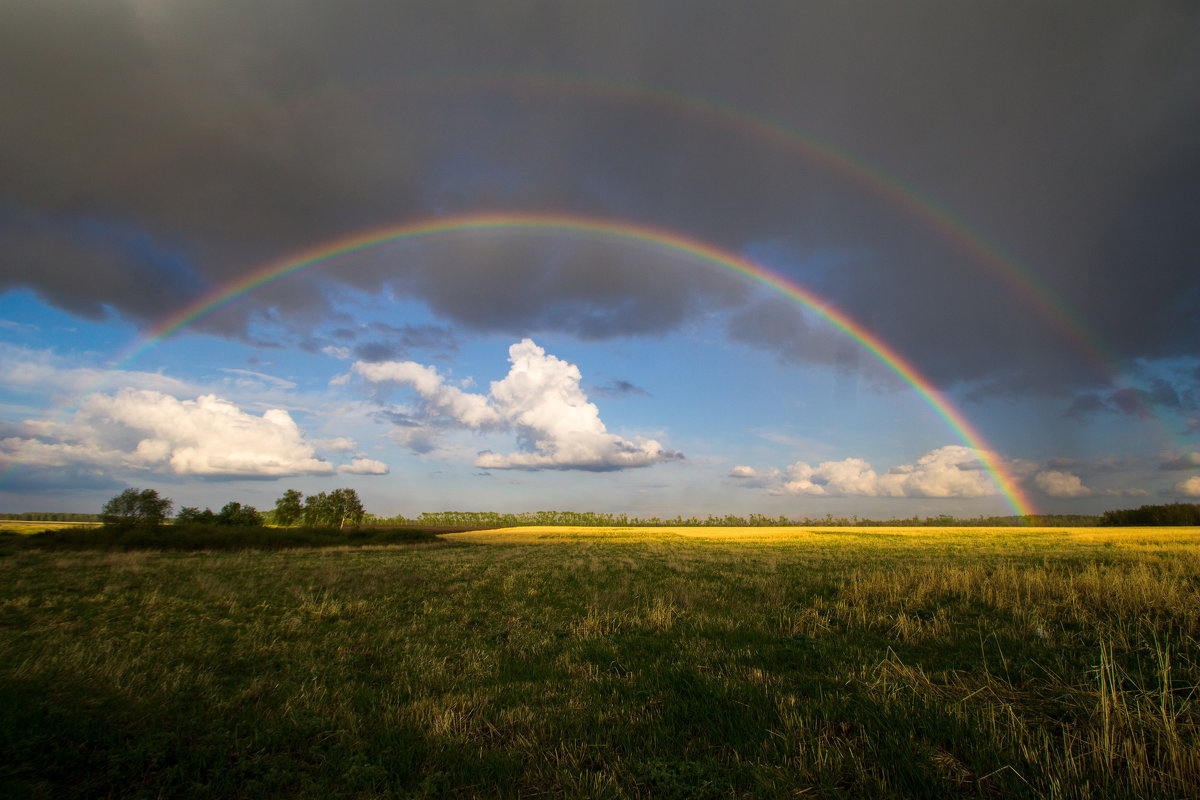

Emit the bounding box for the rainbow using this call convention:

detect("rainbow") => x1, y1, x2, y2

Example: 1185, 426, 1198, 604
134, 212, 1037, 517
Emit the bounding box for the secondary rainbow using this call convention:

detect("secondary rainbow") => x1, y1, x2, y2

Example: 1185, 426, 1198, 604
265, 71, 1119, 381
133, 211, 1036, 517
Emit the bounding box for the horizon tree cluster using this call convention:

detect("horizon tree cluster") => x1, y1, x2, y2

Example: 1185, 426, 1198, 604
274, 488, 365, 529
97, 487, 369, 531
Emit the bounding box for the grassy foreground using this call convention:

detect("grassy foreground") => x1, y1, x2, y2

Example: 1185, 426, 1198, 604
1, 527, 1198, 799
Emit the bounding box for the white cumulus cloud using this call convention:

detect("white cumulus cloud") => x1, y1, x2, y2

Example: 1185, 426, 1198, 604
353, 360, 501, 428
352, 338, 682, 471
1033, 470, 1093, 498
316, 436, 358, 453
1, 388, 334, 478
339, 457, 390, 475
769, 445, 1000, 498
1173, 476, 1200, 497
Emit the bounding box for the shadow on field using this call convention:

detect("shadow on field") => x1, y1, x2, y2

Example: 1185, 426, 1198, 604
0, 525, 462, 553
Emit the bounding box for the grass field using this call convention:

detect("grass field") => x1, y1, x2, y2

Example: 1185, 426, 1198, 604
1, 526, 1197, 798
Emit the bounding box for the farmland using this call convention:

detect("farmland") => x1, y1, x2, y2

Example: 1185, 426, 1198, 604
2, 526, 1198, 798
0, 518, 101, 533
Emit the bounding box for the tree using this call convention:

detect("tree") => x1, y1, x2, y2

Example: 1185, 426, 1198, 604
102, 488, 173, 530
176, 506, 216, 526
274, 489, 304, 527
217, 501, 264, 527
327, 488, 364, 529
303, 491, 329, 526
174, 502, 262, 527
300, 488, 364, 529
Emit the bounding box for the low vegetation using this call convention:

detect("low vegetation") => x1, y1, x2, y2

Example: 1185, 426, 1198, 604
1, 524, 441, 553
2, 525, 1198, 798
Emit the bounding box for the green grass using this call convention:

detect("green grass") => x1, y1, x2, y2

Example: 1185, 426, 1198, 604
0, 524, 443, 551
1, 526, 1198, 798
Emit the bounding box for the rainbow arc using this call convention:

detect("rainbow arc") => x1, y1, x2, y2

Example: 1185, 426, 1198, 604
129, 212, 1036, 517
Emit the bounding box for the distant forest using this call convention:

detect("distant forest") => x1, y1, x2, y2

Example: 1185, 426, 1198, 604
6, 504, 1199, 528
1, 512, 101, 522
1099, 502, 1200, 526
365, 510, 1107, 528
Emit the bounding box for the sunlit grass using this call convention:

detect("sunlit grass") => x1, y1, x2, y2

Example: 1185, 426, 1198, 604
0, 519, 101, 534
2, 526, 1198, 797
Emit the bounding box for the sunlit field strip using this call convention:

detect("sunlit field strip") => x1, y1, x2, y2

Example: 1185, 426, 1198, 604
446, 524, 1200, 546
0, 519, 101, 534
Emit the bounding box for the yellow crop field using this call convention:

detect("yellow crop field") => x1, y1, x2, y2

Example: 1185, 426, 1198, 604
0, 519, 101, 534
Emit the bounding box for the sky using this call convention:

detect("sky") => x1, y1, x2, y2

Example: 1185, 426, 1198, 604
1, 1, 1198, 519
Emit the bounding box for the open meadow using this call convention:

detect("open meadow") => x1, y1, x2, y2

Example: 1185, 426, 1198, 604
1, 526, 1198, 798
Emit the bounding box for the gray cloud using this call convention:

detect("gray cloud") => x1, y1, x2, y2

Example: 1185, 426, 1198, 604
2, 1, 1197, 395
1067, 377, 1191, 420
591, 379, 651, 399
1160, 451, 1200, 471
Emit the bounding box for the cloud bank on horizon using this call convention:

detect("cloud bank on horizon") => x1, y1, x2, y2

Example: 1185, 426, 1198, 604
0, 1, 1196, 514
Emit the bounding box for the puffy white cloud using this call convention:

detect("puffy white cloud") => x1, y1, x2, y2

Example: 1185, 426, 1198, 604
741, 448, 1157, 501
339, 457, 389, 475
877, 446, 998, 498
770, 445, 1000, 498
729, 465, 758, 478
1173, 476, 1200, 497
478, 339, 679, 471
1033, 470, 1093, 498
353, 360, 500, 428
353, 339, 682, 471
1, 388, 334, 478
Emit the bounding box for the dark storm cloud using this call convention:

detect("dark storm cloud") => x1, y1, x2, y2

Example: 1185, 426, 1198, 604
2, 1, 1197, 394
1066, 378, 1187, 420
1064, 393, 1110, 420
1112, 384, 1180, 418
389, 235, 749, 339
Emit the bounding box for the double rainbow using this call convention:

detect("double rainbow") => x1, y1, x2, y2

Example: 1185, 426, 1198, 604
132, 212, 1036, 517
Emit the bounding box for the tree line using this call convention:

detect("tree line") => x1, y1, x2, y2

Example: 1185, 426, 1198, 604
384, 510, 1106, 528
0, 512, 101, 522
98, 487, 365, 530
272, 488, 365, 529
90, 490, 1200, 532
1100, 502, 1200, 526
